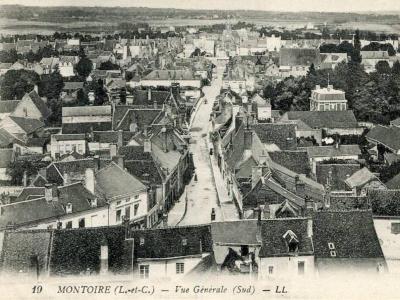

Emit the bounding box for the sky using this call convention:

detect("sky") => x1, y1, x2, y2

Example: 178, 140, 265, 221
0, 0, 400, 12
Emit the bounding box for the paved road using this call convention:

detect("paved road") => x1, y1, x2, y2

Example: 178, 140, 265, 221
168, 63, 238, 226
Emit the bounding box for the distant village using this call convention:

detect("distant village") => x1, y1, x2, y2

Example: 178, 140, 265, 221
0, 20, 400, 280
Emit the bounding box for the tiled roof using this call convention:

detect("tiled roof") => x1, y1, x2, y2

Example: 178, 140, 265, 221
303, 145, 361, 158
130, 89, 170, 106
0, 148, 14, 168
143, 69, 196, 80
114, 107, 162, 131
95, 162, 147, 200
254, 123, 297, 150
366, 125, 400, 152
62, 122, 112, 134
0, 100, 20, 113
316, 163, 360, 191
269, 150, 311, 175
92, 131, 135, 144
211, 220, 261, 245
345, 167, 380, 189
279, 48, 321, 66
128, 225, 212, 259
284, 110, 358, 129
50, 226, 127, 275
312, 210, 385, 259
259, 218, 313, 257
8, 116, 44, 134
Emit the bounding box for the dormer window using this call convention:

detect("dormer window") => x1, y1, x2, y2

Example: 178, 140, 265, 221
90, 198, 97, 208
140, 237, 145, 246
283, 230, 299, 253
66, 203, 72, 214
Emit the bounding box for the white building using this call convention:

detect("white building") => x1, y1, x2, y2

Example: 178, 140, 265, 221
310, 85, 348, 112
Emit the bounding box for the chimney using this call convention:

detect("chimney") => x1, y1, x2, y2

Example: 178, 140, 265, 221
22, 171, 27, 187
93, 155, 100, 171
63, 172, 69, 185
307, 218, 313, 238
171, 83, 180, 99
153, 100, 157, 109
327, 84, 333, 91
45, 184, 58, 202
305, 196, 314, 217
110, 144, 117, 158
85, 168, 95, 195
295, 176, 306, 198
144, 139, 151, 153
251, 166, 263, 188
99, 238, 109, 275
315, 85, 320, 90
244, 129, 253, 150
117, 155, 124, 169
147, 88, 152, 101
255, 206, 262, 243
117, 130, 123, 148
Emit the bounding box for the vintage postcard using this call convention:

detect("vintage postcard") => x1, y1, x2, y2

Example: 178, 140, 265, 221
0, 0, 399, 299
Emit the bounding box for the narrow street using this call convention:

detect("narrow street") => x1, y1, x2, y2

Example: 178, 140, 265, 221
168, 62, 239, 226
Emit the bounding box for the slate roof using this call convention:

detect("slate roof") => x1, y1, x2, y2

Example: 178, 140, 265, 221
366, 125, 400, 152
283, 110, 358, 129
0, 148, 14, 168
345, 167, 380, 189
0, 100, 20, 114
211, 220, 261, 246
259, 218, 313, 257
143, 69, 196, 80
113, 107, 162, 131
0, 128, 17, 148
316, 163, 360, 191
312, 210, 385, 259
95, 162, 147, 200
269, 151, 310, 175
0, 183, 104, 229
254, 123, 297, 150
128, 225, 213, 259
385, 173, 400, 189
91, 131, 135, 144
8, 116, 44, 134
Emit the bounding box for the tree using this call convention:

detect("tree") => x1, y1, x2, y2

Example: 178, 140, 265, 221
40, 67, 64, 100
46, 98, 63, 126
392, 61, 400, 76
75, 56, 93, 79
376, 61, 391, 75
77, 89, 89, 106
7, 159, 48, 185
0, 69, 40, 99
0, 49, 19, 63
99, 61, 120, 70
307, 63, 317, 76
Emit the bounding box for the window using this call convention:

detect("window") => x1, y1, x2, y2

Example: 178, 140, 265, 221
116, 201, 121, 206
391, 223, 400, 234
176, 263, 184, 274
139, 265, 149, 279
78, 218, 85, 228
134, 195, 139, 200
298, 261, 305, 275
268, 266, 274, 275
328, 242, 335, 250
134, 204, 139, 216
182, 238, 187, 246
116, 209, 121, 222
330, 250, 336, 257
140, 237, 145, 245
125, 206, 131, 220
66, 221, 72, 229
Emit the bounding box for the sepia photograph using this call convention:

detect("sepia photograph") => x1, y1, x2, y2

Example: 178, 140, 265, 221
0, 0, 399, 299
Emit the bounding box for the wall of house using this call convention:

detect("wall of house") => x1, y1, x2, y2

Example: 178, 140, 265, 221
140, 79, 201, 89
258, 255, 314, 279
50, 139, 86, 159
62, 116, 111, 123
59, 64, 75, 77
374, 218, 400, 274
12, 99, 42, 119
257, 106, 272, 121
0, 168, 11, 181
325, 128, 364, 136
311, 155, 359, 174
136, 256, 204, 279
315, 258, 386, 275
109, 191, 148, 227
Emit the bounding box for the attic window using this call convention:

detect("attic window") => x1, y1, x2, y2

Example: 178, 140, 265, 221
140, 237, 145, 246
283, 230, 299, 253
328, 242, 335, 250
182, 238, 187, 246
330, 250, 337, 257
